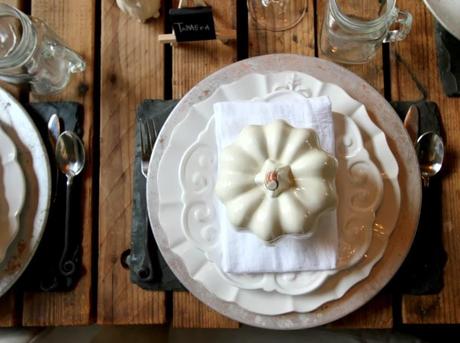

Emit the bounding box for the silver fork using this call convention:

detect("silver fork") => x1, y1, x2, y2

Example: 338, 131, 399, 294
133, 117, 158, 282
140, 117, 158, 178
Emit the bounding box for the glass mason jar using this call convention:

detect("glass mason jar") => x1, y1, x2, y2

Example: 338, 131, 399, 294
0, 4, 85, 95
320, 0, 412, 64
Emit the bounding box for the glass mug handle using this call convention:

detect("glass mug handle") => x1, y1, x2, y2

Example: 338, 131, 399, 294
63, 47, 86, 74
384, 9, 413, 43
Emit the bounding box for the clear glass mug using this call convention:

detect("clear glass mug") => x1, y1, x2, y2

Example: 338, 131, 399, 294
248, 0, 308, 32
320, 0, 412, 64
0, 4, 85, 95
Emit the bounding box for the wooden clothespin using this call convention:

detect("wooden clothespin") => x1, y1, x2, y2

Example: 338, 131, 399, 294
158, 0, 236, 45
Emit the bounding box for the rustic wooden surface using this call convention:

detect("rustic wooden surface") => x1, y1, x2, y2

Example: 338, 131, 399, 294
1, 0, 459, 329
391, 0, 460, 325
97, 0, 166, 325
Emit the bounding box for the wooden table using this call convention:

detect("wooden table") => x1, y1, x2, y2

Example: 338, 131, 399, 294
1, 0, 459, 329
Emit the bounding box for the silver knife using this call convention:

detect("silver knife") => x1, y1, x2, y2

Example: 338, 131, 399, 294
404, 105, 419, 145
47, 113, 61, 152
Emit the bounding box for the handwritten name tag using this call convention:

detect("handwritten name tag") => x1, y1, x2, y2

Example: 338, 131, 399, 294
169, 6, 216, 42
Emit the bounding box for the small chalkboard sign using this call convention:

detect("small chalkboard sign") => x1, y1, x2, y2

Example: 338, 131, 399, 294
169, 6, 216, 42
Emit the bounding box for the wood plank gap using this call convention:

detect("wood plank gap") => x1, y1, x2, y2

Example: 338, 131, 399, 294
164, 0, 173, 100
236, 0, 248, 60
90, 0, 102, 324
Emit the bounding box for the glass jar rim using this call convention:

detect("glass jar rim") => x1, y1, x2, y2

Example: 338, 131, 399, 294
330, 0, 397, 31
0, 3, 36, 69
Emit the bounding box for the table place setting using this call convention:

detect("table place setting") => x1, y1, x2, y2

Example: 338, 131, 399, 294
1, 0, 458, 331
117, 53, 424, 329
0, 3, 87, 297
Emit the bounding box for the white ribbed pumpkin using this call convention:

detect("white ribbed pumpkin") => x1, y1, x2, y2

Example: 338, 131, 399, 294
215, 120, 338, 242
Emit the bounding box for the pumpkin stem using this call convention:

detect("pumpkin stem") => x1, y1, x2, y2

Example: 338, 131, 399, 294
264, 170, 279, 191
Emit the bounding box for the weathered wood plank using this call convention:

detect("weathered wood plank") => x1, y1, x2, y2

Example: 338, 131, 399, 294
172, 293, 239, 328
21, 0, 95, 326
98, 0, 166, 324
0, 0, 24, 328
316, 0, 392, 328
391, 0, 460, 324
171, 0, 239, 328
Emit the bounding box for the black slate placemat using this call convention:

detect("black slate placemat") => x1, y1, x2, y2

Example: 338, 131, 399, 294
20, 102, 84, 292
390, 101, 447, 295
129, 100, 185, 291
436, 22, 460, 97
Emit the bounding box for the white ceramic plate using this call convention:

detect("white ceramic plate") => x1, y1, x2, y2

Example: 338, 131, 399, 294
0, 87, 51, 297
148, 55, 420, 329
177, 86, 386, 296
424, 0, 460, 40
156, 72, 399, 312
0, 126, 26, 263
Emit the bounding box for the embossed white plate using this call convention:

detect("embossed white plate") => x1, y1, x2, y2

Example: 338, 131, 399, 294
178, 89, 385, 296
155, 71, 399, 312
0, 87, 51, 297
148, 55, 420, 328
0, 126, 26, 263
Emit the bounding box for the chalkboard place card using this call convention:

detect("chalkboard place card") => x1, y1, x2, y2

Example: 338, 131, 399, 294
169, 6, 216, 42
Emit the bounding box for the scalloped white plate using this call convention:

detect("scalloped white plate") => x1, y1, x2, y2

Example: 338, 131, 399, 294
178, 89, 385, 296
0, 126, 26, 263
147, 54, 420, 329
0, 87, 51, 298
154, 70, 400, 314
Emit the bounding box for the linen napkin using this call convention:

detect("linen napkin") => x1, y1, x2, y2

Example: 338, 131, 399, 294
214, 96, 338, 274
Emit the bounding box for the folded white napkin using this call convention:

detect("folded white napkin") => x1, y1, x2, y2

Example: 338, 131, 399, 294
214, 96, 338, 274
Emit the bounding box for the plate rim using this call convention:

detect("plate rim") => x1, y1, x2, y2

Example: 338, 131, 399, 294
147, 54, 421, 329
0, 86, 51, 297
0, 125, 26, 263
424, 0, 460, 40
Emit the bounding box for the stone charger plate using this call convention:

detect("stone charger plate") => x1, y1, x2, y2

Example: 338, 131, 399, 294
147, 54, 421, 329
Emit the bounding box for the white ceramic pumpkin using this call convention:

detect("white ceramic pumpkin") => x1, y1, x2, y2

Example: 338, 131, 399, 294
215, 120, 338, 243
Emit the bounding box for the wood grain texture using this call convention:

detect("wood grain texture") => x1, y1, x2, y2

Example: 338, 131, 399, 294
171, 0, 239, 328
0, 0, 24, 328
390, 0, 460, 324
98, 0, 166, 324
249, 0, 315, 56
172, 293, 239, 328
0, 290, 18, 327
316, 0, 391, 328
21, 0, 95, 326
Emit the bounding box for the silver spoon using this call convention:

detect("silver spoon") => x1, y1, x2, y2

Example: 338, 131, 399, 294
55, 131, 85, 276
415, 131, 444, 188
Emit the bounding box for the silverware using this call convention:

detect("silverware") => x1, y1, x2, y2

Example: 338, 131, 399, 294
140, 118, 157, 178
47, 113, 61, 200
133, 117, 158, 282
47, 113, 61, 151
55, 131, 85, 276
403, 105, 420, 144
415, 131, 444, 187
